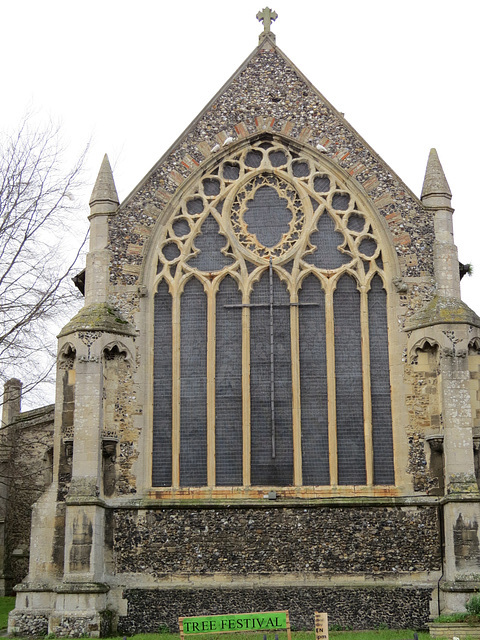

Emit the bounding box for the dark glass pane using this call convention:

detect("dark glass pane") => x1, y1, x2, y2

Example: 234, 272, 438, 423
186, 198, 204, 215
332, 192, 350, 210
188, 215, 232, 272
305, 213, 351, 269
313, 175, 330, 193
245, 151, 263, 168
334, 275, 365, 484
153, 282, 172, 486
180, 278, 207, 486
269, 150, 288, 167
369, 275, 394, 484
215, 276, 243, 485
347, 213, 365, 233
244, 186, 292, 248
223, 163, 240, 180
292, 161, 310, 178
172, 219, 190, 238
359, 237, 377, 257
250, 272, 293, 485
203, 178, 221, 196
162, 242, 180, 261
299, 275, 329, 484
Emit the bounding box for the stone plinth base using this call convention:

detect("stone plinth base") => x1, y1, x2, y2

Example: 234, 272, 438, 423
9, 583, 113, 638
9, 607, 114, 638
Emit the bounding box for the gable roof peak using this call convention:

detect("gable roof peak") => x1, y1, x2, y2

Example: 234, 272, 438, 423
257, 7, 278, 44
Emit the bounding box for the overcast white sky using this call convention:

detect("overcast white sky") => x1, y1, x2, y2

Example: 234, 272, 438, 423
2, 0, 479, 313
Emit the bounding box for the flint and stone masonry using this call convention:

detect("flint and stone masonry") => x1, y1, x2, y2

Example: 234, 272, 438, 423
5, 10, 480, 637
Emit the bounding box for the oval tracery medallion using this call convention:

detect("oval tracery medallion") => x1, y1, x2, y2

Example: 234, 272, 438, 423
244, 185, 291, 247
230, 173, 305, 258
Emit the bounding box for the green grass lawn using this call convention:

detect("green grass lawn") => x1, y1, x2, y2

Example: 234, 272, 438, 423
0, 596, 15, 629
105, 632, 430, 640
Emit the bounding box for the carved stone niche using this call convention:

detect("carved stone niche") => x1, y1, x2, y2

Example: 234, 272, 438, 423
102, 435, 119, 498
63, 437, 74, 466
102, 437, 118, 462
426, 434, 445, 496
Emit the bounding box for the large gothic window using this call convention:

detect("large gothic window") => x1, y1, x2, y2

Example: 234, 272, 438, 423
152, 136, 394, 490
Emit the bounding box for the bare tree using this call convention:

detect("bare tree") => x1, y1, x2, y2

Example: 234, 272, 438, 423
0, 115, 88, 405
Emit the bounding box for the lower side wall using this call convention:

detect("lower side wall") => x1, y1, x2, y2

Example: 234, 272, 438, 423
118, 587, 434, 634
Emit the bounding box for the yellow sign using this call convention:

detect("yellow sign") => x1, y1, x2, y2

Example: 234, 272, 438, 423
314, 612, 329, 640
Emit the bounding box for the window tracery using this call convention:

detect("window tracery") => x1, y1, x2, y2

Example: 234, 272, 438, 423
152, 136, 394, 491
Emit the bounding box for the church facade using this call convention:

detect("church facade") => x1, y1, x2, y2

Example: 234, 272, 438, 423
9, 12, 480, 636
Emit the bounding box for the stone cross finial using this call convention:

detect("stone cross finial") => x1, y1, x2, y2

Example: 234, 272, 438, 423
257, 7, 278, 35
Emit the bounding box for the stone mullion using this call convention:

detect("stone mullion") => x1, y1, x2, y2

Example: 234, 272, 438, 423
206, 284, 216, 487
361, 287, 374, 486
325, 282, 338, 486
242, 303, 251, 487
290, 292, 302, 486
171, 292, 181, 488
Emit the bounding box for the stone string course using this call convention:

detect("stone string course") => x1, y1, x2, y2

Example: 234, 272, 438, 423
113, 506, 441, 576
118, 586, 433, 633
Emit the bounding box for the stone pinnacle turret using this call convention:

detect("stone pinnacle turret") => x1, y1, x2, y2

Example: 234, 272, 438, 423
84, 154, 118, 304
419, 147, 459, 299
421, 148, 452, 208
89, 153, 119, 216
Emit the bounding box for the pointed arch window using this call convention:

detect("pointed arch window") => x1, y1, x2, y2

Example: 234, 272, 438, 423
152, 136, 394, 491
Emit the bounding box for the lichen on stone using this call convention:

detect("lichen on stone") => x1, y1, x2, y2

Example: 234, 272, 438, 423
58, 302, 137, 338
405, 295, 480, 331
